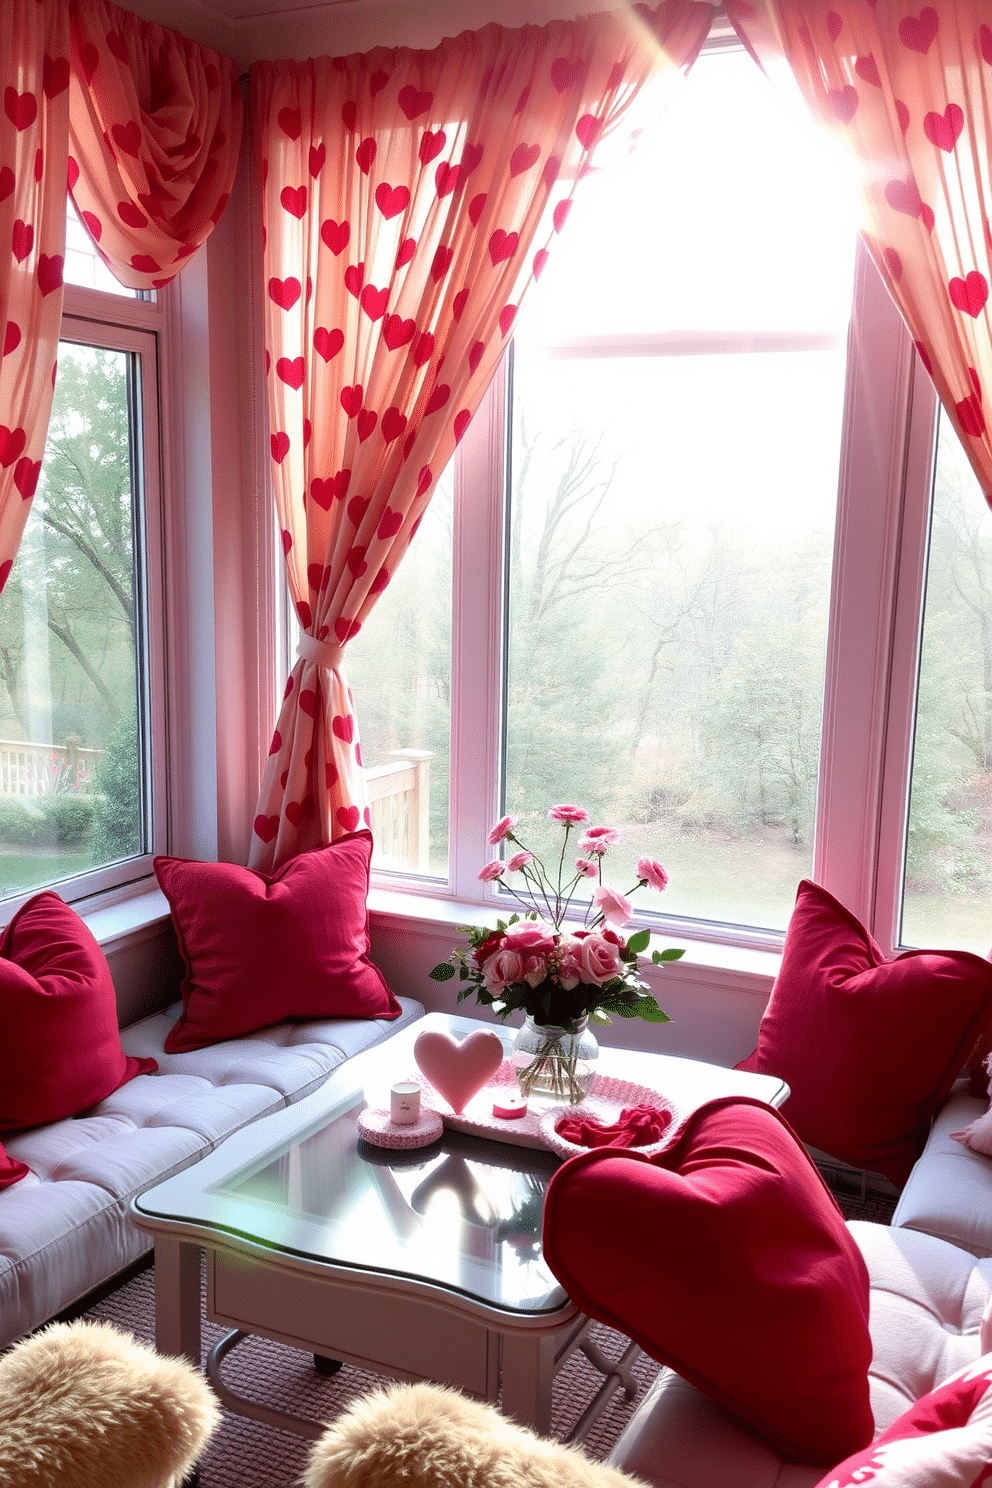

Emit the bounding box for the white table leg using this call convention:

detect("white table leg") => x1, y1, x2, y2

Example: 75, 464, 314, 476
154, 1236, 202, 1366
500, 1331, 558, 1436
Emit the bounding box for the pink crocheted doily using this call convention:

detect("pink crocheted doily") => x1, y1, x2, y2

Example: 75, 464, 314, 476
538, 1078, 678, 1160
356, 1106, 444, 1149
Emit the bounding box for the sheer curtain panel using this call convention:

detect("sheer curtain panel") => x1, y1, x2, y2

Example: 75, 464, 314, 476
0, 0, 70, 596
728, 0, 992, 507
67, 0, 243, 291
249, 0, 714, 871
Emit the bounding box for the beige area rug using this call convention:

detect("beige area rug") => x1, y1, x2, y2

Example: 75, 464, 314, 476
80, 1183, 895, 1487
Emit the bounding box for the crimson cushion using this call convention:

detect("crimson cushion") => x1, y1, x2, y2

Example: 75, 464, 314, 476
0, 1142, 28, 1188
814, 1356, 992, 1487
157, 832, 400, 1053
737, 879, 992, 1186
542, 1095, 873, 1466
0, 891, 156, 1133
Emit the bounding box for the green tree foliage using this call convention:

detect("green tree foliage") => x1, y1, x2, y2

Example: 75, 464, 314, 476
0, 345, 136, 747
91, 710, 141, 862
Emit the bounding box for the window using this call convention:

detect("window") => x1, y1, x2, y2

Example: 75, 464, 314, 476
319, 37, 986, 960
901, 416, 992, 953
0, 213, 166, 905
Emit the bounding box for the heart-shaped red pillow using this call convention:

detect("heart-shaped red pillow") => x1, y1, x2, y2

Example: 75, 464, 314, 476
542, 1095, 873, 1466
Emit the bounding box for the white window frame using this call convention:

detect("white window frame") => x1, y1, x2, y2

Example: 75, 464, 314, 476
0, 282, 170, 911
366, 245, 945, 965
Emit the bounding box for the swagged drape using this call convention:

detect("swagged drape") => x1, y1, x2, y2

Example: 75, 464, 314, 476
727, 0, 992, 508
0, 1, 70, 599
249, 0, 714, 871
67, 0, 242, 290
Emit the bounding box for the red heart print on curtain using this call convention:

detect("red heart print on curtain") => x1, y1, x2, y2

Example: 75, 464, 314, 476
726, 0, 992, 511
0, 0, 70, 600
248, 0, 716, 870
67, 0, 243, 292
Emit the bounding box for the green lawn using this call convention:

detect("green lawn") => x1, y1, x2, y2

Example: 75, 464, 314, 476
0, 852, 92, 898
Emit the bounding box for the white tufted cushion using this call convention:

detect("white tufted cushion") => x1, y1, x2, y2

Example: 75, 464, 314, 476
606, 1222, 992, 1488
891, 1087, 992, 1257
0, 997, 423, 1350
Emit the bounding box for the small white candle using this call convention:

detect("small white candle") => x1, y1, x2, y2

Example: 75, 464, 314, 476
390, 1081, 422, 1125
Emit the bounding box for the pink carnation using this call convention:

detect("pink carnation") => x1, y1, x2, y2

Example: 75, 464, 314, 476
506, 850, 533, 872
548, 804, 590, 825
574, 857, 598, 879
578, 825, 620, 855
593, 884, 633, 928
478, 860, 505, 882
637, 856, 669, 892
487, 814, 518, 845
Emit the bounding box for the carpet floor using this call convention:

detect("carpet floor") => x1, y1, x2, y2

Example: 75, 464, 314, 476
79, 1182, 895, 1487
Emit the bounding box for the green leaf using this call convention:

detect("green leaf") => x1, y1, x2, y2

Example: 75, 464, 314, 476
429, 963, 456, 982
638, 1001, 672, 1023
626, 929, 650, 954
652, 947, 686, 964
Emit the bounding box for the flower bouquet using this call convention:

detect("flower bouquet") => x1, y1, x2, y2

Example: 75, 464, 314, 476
430, 805, 684, 1103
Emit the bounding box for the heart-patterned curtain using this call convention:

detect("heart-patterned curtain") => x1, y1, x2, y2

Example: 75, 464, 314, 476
248, 0, 715, 872
727, 0, 992, 508
67, 0, 243, 291
0, 0, 70, 599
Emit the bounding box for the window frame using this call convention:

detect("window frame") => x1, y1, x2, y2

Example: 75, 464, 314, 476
0, 281, 170, 912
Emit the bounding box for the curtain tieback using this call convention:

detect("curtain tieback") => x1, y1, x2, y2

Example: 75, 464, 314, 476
296, 633, 345, 669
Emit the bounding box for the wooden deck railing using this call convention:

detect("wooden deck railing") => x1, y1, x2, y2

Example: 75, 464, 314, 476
0, 736, 102, 797
365, 749, 432, 871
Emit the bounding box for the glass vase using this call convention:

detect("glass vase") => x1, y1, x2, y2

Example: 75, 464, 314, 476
511, 1014, 598, 1107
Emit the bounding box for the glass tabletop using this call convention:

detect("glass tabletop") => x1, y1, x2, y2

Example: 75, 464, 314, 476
145, 1080, 568, 1316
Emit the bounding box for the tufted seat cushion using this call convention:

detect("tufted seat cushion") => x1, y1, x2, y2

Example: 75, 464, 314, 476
0, 996, 423, 1350
605, 1221, 992, 1488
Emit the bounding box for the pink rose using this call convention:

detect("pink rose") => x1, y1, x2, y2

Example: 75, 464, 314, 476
503, 921, 557, 954
578, 825, 620, 855
478, 860, 505, 882
637, 856, 669, 892
487, 814, 518, 845
577, 933, 623, 984
483, 948, 526, 991
556, 934, 583, 990
548, 804, 590, 825
522, 953, 551, 986
506, 850, 533, 872
593, 885, 633, 928
574, 857, 598, 879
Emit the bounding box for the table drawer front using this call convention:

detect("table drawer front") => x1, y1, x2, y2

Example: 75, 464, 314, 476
208, 1252, 498, 1396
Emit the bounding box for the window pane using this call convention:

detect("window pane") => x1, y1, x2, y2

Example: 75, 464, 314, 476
0, 342, 144, 896
505, 48, 857, 933
344, 464, 452, 877
64, 198, 145, 299
902, 421, 992, 952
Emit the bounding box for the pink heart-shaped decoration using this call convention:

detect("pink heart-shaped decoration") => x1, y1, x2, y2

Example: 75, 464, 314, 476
414, 1029, 504, 1115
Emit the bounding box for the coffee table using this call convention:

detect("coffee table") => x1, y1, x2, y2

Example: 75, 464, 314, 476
132, 1012, 788, 1440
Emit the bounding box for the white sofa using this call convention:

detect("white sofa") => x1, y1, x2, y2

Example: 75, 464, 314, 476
0, 995, 424, 1352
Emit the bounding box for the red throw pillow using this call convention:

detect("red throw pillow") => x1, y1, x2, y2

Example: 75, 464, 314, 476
0, 891, 157, 1133
542, 1095, 873, 1466
738, 880, 992, 1186
0, 1141, 28, 1188
814, 1357, 992, 1487
157, 832, 401, 1053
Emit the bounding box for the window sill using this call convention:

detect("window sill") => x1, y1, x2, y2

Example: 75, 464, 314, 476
367, 886, 781, 996
77, 880, 172, 952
